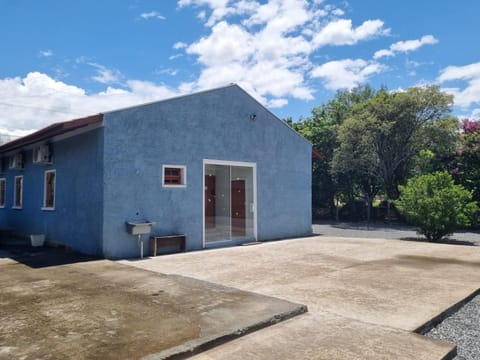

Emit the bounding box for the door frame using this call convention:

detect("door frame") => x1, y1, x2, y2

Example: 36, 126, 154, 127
202, 159, 257, 248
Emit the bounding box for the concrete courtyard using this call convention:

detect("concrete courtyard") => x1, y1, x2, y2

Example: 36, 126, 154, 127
122, 235, 480, 359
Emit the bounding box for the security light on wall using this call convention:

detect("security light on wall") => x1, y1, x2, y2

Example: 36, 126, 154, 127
250, 113, 256, 121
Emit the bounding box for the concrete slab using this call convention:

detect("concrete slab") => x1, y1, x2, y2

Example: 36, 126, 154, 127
122, 236, 480, 359
0, 252, 305, 360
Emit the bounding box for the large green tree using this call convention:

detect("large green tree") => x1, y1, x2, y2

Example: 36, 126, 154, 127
288, 85, 377, 217
331, 107, 381, 222
334, 86, 454, 203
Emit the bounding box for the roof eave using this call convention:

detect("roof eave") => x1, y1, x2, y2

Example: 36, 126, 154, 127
0, 114, 103, 154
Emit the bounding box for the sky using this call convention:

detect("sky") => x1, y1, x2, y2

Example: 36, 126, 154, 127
0, 0, 479, 139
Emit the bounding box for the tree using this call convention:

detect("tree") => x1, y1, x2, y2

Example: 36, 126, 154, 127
395, 172, 478, 242
331, 114, 381, 222
289, 85, 378, 218
410, 116, 459, 176
330, 86, 454, 221
369, 86, 453, 200
449, 119, 480, 204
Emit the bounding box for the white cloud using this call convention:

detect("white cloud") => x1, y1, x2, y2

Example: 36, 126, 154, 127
2, 1, 406, 135
437, 62, 480, 82
331, 8, 344, 16
267, 98, 288, 108
437, 62, 480, 108
373, 49, 393, 59
471, 108, 480, 119
185, 12, 314, 103
39, 50, 54, 57
0, 72, 181, 136
155, 68, 179, 76
311, 58, 385, 90
173, 41, 188, 49
187, 21, 253, 66
140, 11, 166, 20
174, 0, 391, 106
88, 63, 123, 84
374, 34, 438, 59
313, 19, 389, 48
391, 34, 438, 52
178, 0, 233, 26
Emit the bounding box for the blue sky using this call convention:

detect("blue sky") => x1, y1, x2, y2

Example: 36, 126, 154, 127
0, 0, 479, 138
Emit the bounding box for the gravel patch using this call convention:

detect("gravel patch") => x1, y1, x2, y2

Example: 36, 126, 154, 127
425, 294, 480, 360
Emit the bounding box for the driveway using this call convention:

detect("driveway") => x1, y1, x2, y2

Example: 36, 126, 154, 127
122, 236, 480, 359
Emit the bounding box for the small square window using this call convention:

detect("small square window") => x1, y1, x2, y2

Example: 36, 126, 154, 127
0, 178, 5, 208
162, 165, 186, 187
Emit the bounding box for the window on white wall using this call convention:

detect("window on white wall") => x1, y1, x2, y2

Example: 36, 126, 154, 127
13, 176, 23, 209
43, 170, 56, 210
162, 165, 186, 187
0, 178, 5, 208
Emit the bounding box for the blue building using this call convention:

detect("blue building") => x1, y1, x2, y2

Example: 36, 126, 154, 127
0, 85, 313, 258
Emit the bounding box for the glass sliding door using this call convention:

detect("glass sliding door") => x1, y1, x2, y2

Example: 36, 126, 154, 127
204, 162, 255, 245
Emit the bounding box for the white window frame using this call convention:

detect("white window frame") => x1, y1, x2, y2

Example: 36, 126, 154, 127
0, 178, 5, 208
13, 175, 23, 209
162, 165, 187, 188
42, 169, 56, 210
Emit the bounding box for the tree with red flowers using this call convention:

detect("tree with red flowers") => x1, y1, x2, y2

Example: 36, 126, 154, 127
450, 119, 480, 204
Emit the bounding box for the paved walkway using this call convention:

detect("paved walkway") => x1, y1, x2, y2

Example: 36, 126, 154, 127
122, 235, 480, 359
0, 246, 304, 360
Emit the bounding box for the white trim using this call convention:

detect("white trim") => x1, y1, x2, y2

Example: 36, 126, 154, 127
204, 159, 256, 167
43, 169, 56, 210
13, 175, 23, 209
162, 165, 187, 188
202, 159, 257, 248
0, 178, 5, 208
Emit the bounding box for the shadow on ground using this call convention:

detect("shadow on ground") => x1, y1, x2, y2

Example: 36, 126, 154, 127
399, 237, 477, 246
0, 243, 99, 268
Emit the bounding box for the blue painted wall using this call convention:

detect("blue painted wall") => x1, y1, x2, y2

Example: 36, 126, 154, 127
101, 85, 311, 258
0, 128, 104, 255
0, 85, 311, 259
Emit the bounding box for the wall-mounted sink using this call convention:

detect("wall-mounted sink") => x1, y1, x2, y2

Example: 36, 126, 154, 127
126, 221, 155, 236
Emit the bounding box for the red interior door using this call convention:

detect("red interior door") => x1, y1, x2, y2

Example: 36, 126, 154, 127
205, 175, 216, 228
231, 180, 246, 236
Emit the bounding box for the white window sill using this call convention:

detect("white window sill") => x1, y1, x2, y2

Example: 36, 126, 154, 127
12, 206, 22, 210
162, 184, 187, 188
41, 207, 55, 211
0, 206, 5, 209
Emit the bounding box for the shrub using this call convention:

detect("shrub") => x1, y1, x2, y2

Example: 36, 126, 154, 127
395, 172, 478, 242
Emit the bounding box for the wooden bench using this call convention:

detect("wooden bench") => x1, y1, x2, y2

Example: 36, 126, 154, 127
150, 235, 186, 256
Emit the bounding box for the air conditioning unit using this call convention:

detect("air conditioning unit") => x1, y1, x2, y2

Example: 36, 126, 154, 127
33, 145, 53, 164
9, 153, 24, 169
